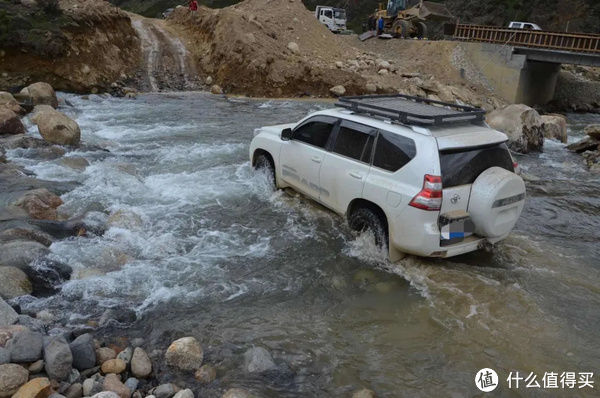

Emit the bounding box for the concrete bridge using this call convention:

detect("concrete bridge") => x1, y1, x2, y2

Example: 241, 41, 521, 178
450, 24, 600, 106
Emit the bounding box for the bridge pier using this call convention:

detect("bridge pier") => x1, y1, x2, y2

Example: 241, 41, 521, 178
460, 42, 562, 106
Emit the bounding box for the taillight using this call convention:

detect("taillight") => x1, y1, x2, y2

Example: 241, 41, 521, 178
409, 175, 443, 211
513, 162, 518, 169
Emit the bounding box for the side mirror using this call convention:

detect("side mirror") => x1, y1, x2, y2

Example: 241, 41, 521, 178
281, 128, 293, 141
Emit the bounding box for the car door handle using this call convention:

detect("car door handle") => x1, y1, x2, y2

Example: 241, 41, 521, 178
311, 156, 322, 164
349, 172, 363, 179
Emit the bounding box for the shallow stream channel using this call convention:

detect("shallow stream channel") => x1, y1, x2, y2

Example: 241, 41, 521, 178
7, 93, 600, 397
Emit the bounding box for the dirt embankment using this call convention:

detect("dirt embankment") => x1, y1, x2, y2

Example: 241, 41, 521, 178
165, 0, 502, 109
0, 0, 141, 93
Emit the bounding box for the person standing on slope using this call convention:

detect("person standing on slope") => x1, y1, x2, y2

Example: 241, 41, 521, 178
377, 16, 384, 35
189, 0, 198, 11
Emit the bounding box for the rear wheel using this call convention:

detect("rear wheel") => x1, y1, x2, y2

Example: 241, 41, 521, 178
254, 153, 275, 187
416, 22, 427, 39
349, 207, 388, 249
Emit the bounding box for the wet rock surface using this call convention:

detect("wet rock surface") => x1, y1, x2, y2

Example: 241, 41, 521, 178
486, 104, 544, 153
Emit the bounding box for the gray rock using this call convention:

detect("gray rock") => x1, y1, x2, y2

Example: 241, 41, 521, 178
130, 338, 144, 348
153, 384, 176, 398
16, 314, 45, 333
486, 104, 544, 153
82, 376, 104, 396
130, 347, 151, 378
8, 329, 43, 362
244, 346, 277, 373
0, 297, 18, 326
49, 393, 67, 398
91, 393, 120, 398
70, 333, 96, 371
116, 346, 133, 365
0, 347, 9, 365
124, 378, 138, 393
0, 240, 49, 270
28, 359, 44, 373
44, 335, 73, 381
65, 383, 83, 398
172, 390, 193, 398
79, 366, 100, 379
68, 368, 81, 384
0, 266, 32, 299
0, 363, 29, 397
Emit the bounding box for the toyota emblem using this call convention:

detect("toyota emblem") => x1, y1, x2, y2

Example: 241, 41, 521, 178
451, 194, 460, 204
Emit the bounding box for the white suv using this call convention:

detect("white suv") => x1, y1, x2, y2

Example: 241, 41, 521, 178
249, 95, 526, 260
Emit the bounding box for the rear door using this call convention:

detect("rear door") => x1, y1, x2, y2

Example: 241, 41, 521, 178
438, 143, 515, 241
319, 120, 375, 213
280, 116, 336, 200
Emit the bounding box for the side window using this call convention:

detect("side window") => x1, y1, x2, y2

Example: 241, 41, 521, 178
332, 125, 373, 162
373, 131, 416, 172
293, 119, 334, 149
324, 10, 333, 18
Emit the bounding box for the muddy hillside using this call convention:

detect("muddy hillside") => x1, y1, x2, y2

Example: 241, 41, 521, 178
166, 0, 500, 108
0, 0, 140, 93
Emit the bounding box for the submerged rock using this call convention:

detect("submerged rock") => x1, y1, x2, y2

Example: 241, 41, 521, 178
165, 336, 203, 371
95, 347, 117, 365
194, 364, 216, 384
243, 346, 277, 373
486, 104, 544, 153
222, 389, 253, 398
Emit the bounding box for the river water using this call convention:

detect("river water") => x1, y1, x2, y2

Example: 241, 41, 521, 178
8, 93, 600, 397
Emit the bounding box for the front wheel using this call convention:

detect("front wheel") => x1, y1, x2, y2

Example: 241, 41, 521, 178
348, 207, 388, 250
254, 153, 276, 187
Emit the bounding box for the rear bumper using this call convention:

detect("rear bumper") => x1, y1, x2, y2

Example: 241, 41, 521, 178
388, 207, 509, 258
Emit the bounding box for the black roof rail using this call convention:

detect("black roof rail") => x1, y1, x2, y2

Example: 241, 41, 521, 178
336, 94, 486, 126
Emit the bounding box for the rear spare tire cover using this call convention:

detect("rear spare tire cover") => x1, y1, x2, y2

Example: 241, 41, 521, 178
468, 167, 526, 238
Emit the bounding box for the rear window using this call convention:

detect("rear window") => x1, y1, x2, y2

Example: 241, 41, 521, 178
440, 143, 514, 187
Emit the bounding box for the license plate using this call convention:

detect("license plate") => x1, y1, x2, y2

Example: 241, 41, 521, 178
441, 219, 474, 241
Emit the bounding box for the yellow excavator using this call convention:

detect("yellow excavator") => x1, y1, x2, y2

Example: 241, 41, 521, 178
366, 0, 454, 39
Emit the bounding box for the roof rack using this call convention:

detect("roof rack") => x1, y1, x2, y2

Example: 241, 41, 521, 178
336, 94, 486, 126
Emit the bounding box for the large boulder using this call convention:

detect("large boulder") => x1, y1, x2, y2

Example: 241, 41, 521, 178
0, 363, 29, 397
7, 329, 43, 362
11, 377, 52, 398
20, 83, 58, 109
165, 336, 203, 371
541, 114, 567, 143
243, 346, 277, 373
0, 92, 25, 115
33, 108, 80, 146
12, 189, 63, 220
44, 335, 73, 381
0, 266, 32, 299
69, 333, 96, 371
0, 108, 26, 136
130, 347, 152, 378
0, 298, 18, 327
486, 104, 544, 153
330, 85, 346, 97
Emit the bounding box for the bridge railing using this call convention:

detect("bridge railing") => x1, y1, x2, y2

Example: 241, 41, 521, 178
450, 24, 600, 54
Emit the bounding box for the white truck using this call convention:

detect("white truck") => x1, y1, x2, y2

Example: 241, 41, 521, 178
508, 21, 542, 30
315, 5, 347, 33
250, 95, 526, 260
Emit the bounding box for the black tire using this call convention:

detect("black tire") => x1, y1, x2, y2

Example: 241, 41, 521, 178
349, 207, 388, 249
392, 19, 412, 38
254, 153, 275, 187
416, 22, 427, 39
